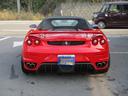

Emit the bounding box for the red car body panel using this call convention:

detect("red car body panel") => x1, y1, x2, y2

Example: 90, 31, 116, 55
22, 28, 110, 72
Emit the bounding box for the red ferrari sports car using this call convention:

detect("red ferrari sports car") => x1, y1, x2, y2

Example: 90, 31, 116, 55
21, 16, 110, 74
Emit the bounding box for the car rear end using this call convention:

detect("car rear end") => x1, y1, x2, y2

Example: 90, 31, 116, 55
22, 29, 110, 74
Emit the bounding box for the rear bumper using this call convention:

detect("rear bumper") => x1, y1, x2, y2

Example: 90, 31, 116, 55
22, 48, 110, 71
38, 62, 93, 72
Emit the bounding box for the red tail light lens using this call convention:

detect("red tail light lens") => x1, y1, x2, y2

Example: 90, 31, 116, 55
26, 39, 32, 46
92, 35, 106, 45
92, 39, 98, 45
34, 39, 40, 45
100, 39, 106, 45
26, 36, 41, 46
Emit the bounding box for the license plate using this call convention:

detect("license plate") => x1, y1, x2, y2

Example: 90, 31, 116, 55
58, 55, 75, 65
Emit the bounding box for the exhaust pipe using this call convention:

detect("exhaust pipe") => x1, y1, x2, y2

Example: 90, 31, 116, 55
25, 62, 37, 68
96, 62, 106, 68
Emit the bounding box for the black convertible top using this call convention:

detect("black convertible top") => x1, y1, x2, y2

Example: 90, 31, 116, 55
45, 16, 86, 20
38, 16, 92, 30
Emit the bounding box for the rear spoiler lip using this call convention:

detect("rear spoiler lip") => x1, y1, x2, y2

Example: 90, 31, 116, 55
29, 30, 102, 34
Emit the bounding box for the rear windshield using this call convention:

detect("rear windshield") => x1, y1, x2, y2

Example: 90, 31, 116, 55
51, 20, 78, 27
37, 18, 92, 30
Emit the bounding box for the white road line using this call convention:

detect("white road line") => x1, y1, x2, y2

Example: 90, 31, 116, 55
107, 35, 128, 38
0, 21, 40, 24
111, 52, 128, 54
13, 41, 23, 48
0, 37, 10, 41
1, 29, 28, 32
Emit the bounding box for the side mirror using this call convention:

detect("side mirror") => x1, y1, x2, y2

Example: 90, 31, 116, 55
29, 24, 37, 28
92, 24, 99, 29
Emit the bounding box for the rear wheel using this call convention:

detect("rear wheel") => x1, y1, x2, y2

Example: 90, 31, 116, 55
97, 21, 106, 29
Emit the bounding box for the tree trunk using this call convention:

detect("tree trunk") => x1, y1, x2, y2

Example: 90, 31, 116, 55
28, 0, 33, 12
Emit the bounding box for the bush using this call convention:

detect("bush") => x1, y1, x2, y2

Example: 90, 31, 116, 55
0, 10, 43, 20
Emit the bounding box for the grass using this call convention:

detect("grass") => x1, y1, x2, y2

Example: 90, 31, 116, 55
0, 10, 43, 20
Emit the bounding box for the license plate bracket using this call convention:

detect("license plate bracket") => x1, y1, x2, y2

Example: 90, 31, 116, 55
58, 55, 75, 65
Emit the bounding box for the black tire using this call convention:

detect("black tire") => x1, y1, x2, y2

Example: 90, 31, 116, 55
97, 21, 106, 29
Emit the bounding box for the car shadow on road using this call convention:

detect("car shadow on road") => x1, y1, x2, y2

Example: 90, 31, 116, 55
22, 71, 106, 79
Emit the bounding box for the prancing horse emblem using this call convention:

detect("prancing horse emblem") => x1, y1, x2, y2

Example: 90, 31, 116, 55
65, 41, 68, 45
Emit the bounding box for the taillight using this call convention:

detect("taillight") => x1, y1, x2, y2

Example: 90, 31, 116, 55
34, 39, 40, 45
26, 36, 41, 46
26, 39, 32, 46
92, 36, 106, 45
100, 39, 106, 45
92, 39, 98, 45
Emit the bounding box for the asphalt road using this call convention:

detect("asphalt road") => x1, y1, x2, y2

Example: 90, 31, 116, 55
0, 21, 128, 96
